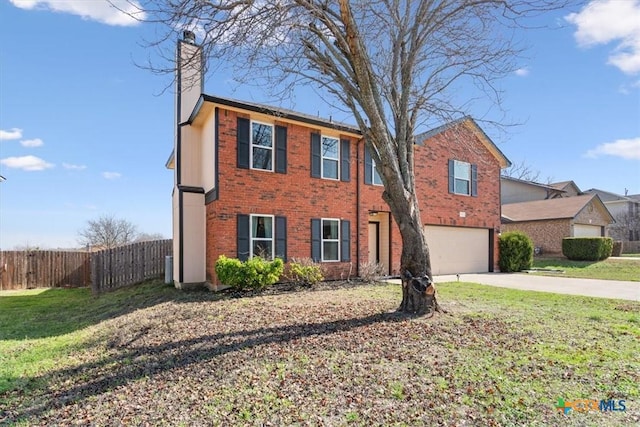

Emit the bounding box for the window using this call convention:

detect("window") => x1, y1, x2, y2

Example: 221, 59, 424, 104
251, 214, 273, 258
364, 145, 383, 186
311, 218, 350, 262
321, 136, 339, 179
311, 134, 350, 181
251, 122, 273, 171
448, 159, 477, 196
322, 219, 340, 261
454, 160, 470, 195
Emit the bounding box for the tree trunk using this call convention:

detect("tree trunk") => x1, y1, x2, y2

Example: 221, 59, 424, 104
382, 184, 442, 316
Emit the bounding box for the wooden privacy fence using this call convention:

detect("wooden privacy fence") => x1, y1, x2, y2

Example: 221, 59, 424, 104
91, 240, 172, 294
0, 250, 90, 290
0, 240, 173, 293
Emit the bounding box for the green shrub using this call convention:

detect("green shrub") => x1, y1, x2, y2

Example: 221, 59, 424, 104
562, 237, 613, 261
215, 255, 245, 288
612, 241, 622, 257
286, 257, 324, 286
215, 255, 284, 290
498, 231, 534, 272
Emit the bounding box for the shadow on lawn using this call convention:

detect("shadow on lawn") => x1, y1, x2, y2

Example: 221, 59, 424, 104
2, 310, 409, 424
0, 280, 219, 340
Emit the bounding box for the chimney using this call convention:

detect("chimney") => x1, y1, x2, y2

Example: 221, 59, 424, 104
176, 29, 203, 125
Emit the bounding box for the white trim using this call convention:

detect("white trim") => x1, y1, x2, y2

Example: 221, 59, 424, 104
250, 120, 274, 172
250, 214, 275, 258
453, 159, 471, 196
321, 217, 340, 262
321, 135, 340, 180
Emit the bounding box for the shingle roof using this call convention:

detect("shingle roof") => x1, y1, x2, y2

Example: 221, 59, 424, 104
198, 94, 362, 134
501, 194, 597, 222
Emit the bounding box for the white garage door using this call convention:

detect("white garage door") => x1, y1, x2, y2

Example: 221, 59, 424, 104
573, 224, 601, 237
424, 226, 489, 275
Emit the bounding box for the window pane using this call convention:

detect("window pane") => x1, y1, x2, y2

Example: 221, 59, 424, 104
455, 178, 469, 195
323, 159, 338, 179
251, 216, 273, 259
252, 147, 272, 170
322, 137, 339, 159
454, 160, 470, 179
253, 240, 272, 258
322, 220, 339, 239
252, 216, 272, 238
252, 123, 273, 147
323, 241, 339, 261
373, 164, 382, 185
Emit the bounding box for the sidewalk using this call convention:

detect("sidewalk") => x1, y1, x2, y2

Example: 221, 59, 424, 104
390, 273, 640, 301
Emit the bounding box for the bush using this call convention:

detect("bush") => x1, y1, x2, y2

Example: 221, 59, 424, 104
358, 261, 387, 282
498, 231, 534, 272
562, 237, 613, 261
215, 255, 284, 290
612, 241, 622, 257
286, 257, 324, 286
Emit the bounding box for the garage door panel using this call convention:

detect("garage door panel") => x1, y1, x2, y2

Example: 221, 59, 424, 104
424, 226, 489, 275
573, 224, 601, 237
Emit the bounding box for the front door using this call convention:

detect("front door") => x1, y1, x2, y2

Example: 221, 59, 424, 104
368, 222, 379, 264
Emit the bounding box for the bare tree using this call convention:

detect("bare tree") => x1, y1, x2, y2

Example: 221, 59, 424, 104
135, 232, 167, 242
132, 0, 572, 314
78, 215, 138, 249
502, 160, 542, 182
610, 211, 640, 242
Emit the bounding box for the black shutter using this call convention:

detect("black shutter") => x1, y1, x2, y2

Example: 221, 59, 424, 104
311, 218, 321, 261
448, 159, 455, 193
341, 220, 350, 262
237, 214, 250, 261
275, 216, 287, 261
365, 145, 373, 185
237, 118, 250, 169
275, 125, 287, 174
311, 133, 321, 178
340, 139, 350, 182
471, 164, 478, 197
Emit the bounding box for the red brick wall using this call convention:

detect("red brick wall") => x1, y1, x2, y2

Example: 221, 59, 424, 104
206, 109, 359, 283
206, 110, 503, 282
357, 121, 503, 273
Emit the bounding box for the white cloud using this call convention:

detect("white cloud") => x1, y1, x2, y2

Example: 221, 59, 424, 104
63, 163, 87, 170
102, 171, 121, 179
0, 155, 54, 171
565, 0, 640, 75
514, 67, 530, 77
0, 128, 23, 140
585, 137, 640, 160
20, 138, 44, 147
9, 0, 145, 27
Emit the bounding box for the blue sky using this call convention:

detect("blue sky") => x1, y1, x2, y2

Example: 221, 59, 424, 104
1, 0, 639, 250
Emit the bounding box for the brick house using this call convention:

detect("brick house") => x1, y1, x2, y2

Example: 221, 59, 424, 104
167, 33, 510, 288
501, 194, 614, 254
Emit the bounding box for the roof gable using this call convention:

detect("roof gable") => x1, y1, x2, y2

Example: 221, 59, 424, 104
501, 194, 613, 222
416, 116, 511, 168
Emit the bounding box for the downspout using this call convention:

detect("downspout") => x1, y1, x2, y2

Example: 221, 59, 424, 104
176, 42, 184, 284
356, 138, 362, 278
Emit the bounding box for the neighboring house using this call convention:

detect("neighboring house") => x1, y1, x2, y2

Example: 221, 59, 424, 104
548, 180, 582, 197
584, 188, 640, 242
501, 194, 614, 254
500, 176, 566, 204
167, 33, 510, 288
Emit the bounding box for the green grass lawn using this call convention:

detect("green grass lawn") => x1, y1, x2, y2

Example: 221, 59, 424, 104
1, 280, 638, 426
532, 257, 640, 281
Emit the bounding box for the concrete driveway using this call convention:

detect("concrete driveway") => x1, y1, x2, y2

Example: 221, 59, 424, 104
431, 273, 640, 302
